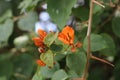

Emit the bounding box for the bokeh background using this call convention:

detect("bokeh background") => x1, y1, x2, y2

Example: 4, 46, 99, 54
0, 0, 120, 80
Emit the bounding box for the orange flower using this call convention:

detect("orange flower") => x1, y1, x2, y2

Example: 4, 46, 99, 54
58, 26, 74, 45
32, 29, 47, 47
36, 60, 46, 66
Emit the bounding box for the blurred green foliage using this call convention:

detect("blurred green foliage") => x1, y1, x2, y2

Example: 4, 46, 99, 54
0, 0, 120, 80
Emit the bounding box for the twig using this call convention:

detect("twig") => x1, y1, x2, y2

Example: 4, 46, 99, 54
83, 0, 94, 80
91, 55, 114, 67
93, 0, 105, 8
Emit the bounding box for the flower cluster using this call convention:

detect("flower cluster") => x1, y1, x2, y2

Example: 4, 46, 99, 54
32, 26, 82, 67
58, 26, 82, 52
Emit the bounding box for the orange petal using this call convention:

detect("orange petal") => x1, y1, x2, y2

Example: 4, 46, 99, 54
58, 33, 70, 44
36, 60, 46, 66
58, 26, 74, 45
38, 29, 47, 38
32, 37, 44, 47
62, 26, 74, 44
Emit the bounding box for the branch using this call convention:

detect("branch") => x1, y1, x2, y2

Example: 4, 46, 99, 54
91, 55, 114, 67
83, 0, 94, 80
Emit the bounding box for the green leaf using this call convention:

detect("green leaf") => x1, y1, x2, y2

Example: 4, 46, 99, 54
0, 10, 12, 23
0, 52, 14, 61
114, 59, 120, 80
44, 32, 58, 47
52, 69, 68, 80
112, 17, 120, 38
88, 67, 105, 80
0, 76, 7, 80
54, 54, 66, 61
50, 43, 63, 52
93, 4, 103, 14
100, 33, 116, 56
66, 52, 86, 76
0, 19, 13, 48
12, 54, 34, 80
0, 60, 13, 79
83, 34, 107, 52
0, 0, 11, 16
32, 69, 44, 80
73, 7, 89, 21
14, 35, 29, 49
46, 0, 77, 30
68, 71, 79, 79
18, 11, 38, 32
19, 0, 40, 13
40, 50, 54, 67
40, 62, 60, 78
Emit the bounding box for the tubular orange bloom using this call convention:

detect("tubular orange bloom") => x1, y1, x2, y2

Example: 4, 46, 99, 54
58, 26, 74, 45
36, 60, 46, 66
32, 29, 47, 47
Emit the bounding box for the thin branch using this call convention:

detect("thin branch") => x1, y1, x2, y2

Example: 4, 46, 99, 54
83, 0, 94, 80
93, 0, 105, 8
91, 55, 114, 67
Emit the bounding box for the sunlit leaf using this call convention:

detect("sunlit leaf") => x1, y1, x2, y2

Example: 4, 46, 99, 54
52, 69, 68, 80
44, 32, 58, 46
40, 62, 60, 78
40, 50, 54, 67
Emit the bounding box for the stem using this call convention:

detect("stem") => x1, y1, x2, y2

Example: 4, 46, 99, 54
91, 55, 114, 67
83, 0, 94, 80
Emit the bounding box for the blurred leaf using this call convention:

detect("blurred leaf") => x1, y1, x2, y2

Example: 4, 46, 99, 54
44, 32, 58, 47
92, 13, 101, 28
51, 69, 68, 80
0, 60, 13, 79
114, 59, 120, 80
112, 17, 120, 38
0, 19, 13, 48
32, 68, 44, 80
68, 71, 79, 79
83, 34, 107, 52
19, 0, 40, 13
18, 11, 38, 32
0, 10, 12, 23
14, 35, 29, 49
88, 67, 105, 80
0, 0, 11, 16
66, 52, 86, 76
100, 33, 116, 56
54, 54, 66, 61
0, 76, 7, 80
93, 4, 103, 14
40, 50, 54, 67
0, 52, 14, 61
50, 44, 63, 52
46, 0, 77, 30
73, 7, 89, 21
12, 54, 34, 80
40, 62, 60, 78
